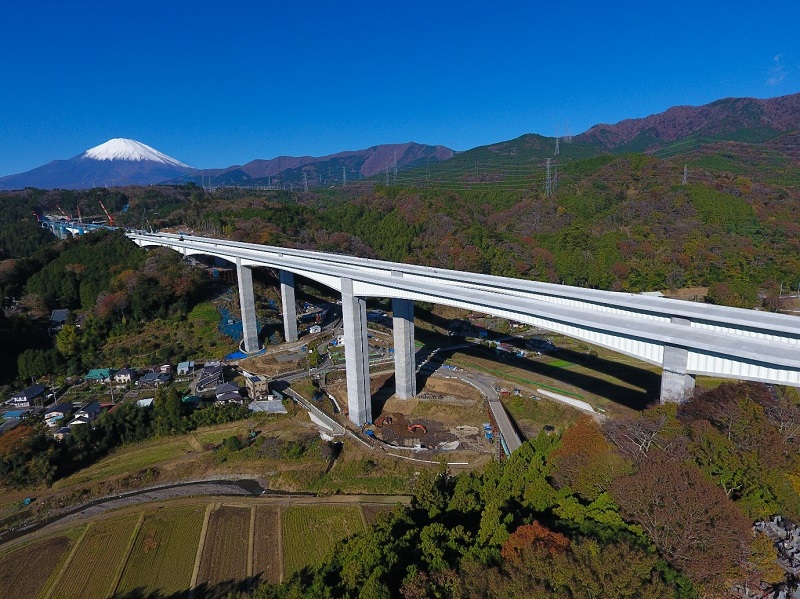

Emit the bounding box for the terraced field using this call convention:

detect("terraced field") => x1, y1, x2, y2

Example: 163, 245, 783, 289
252, 506, 281, 583
0, 497, 405, 598
0, 534, 76, 599
49, 516, 140, 599
116, 504, 206, 597
281, 505, 365, 576
195, 504, 251, 598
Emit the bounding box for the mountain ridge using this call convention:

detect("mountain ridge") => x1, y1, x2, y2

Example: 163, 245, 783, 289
2, 91, 799, 190
578, 92, 800, 152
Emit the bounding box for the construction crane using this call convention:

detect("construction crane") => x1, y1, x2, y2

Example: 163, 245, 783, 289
55, 204, 71, 221
98, 200, 114, 226
76, 205, 82, 223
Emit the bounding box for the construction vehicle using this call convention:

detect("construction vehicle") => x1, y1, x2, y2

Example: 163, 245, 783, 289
374, 414, 393, 427
55, 204, 71, 221
98, 200, 114, 226
407, 423, 427, 434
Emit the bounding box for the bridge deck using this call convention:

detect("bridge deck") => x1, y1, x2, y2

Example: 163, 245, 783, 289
488, 398, 522, 454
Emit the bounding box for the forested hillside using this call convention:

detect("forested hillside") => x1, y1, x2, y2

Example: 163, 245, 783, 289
243, 382, 800, 598
1, 121, 799, 384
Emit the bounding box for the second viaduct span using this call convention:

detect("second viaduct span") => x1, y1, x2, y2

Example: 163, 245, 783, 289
127, 231, 800, 426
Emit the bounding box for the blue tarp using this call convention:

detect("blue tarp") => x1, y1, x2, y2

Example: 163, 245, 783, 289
217, 306, 261, 341
224, 348, 266, 361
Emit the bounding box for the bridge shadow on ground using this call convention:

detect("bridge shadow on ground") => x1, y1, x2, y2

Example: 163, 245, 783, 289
371, 372, 398, 416
112, 576, 265, 599
413, 311, 660, 411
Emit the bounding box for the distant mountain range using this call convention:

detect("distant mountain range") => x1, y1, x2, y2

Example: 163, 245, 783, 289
0, 139, 194, 191
578, 93, 800, 153
1, 92, 798, 191
169, 142, 455, 188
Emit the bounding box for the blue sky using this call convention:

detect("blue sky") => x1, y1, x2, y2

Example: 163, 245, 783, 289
1, 0, 798, 175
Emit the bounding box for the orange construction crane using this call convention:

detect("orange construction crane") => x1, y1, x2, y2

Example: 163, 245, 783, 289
98, 200, 114, 226
55, 204, 71, 221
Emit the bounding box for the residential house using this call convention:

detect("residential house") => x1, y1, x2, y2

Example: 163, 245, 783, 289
7, 384, 46, 408
44, 402, 73, 427
196, 365, 223, 393
177, 361, 195, 376
50, 309, 69, 326
113, 368, 138, 384
85, 368, 115, 383
136, 372, 171, 387
245, 375, 269, 399
53, 427, 72, 441
66, 415, 92, 427
215, 382, 243, 404
74, 401, 102, 421
215, 382, 240, 397
157, 364, 172, 375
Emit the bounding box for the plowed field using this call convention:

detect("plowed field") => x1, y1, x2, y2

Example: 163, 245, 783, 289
195, 505, 251, 598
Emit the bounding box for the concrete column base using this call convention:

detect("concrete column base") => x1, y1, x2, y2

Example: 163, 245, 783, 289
660, 344, 695, 403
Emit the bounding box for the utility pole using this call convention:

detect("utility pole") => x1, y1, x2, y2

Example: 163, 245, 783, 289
386, 165, 390, 185
393, 151, 398, 184
682, 165, 688, 185
554, 165, 558, 193
555, 136, 560, 156
303, 172, 309, 192
342, 166, 347, 188
545, 158, 552, 197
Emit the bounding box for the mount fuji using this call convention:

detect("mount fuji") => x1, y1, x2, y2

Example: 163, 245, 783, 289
0, 139, 195, 190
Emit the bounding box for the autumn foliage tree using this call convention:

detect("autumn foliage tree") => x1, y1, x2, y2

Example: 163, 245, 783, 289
550, 415, 630, 500
611, 451, 750, 591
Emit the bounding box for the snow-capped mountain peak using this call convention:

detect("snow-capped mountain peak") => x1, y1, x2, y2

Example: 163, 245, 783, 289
83, 138, 191, 168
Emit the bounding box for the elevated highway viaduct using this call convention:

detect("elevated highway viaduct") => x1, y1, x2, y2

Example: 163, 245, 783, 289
127, 231, 800, 428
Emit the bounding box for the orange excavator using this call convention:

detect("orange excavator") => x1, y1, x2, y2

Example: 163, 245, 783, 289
407, 423, 427, 434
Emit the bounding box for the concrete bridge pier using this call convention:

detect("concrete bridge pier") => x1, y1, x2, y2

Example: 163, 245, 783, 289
392, 297, 417, 399
279, 270, 299, 343
660, 344, 696, 402
341, 278, 371, 426
660, 317, 695, 403
236, 258, 260, 353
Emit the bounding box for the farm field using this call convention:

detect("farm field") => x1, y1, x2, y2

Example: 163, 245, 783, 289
281, 505, 365, 576
115, 504, 206, 597
195, 504, 251, 597
0, 534, 75, 599
49, 515, 140, 599
0, 497, 407, 598
252, 506, 281, 584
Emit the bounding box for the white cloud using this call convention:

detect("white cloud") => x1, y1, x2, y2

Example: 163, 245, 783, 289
767, 53, 787, 86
